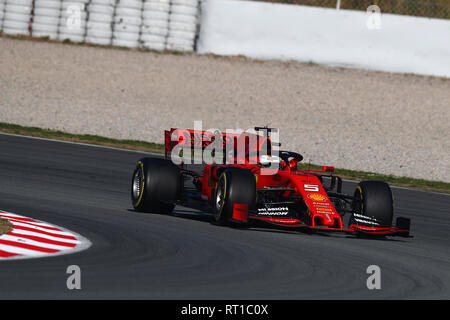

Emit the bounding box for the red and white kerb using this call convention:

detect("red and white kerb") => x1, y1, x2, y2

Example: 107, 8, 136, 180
0, 211, 90, 260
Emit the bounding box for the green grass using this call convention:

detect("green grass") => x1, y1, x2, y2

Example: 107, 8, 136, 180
0, 122, 448, 194
0, 122, 164, 154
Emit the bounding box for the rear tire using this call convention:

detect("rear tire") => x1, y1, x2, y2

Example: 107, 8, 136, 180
214, 168, 256, 226
350, 180, 393, 227
131, 157, 181, 213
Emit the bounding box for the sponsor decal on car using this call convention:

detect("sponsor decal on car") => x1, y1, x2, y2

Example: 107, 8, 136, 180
315, 207, 333, 212
317, 211, 335, 216
312, 202, 331, 207
307, 193, 326, 201
353, 213, 380, 226
257, 207, 289, 216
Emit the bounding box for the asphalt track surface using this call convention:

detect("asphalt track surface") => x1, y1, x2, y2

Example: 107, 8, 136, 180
0, 133, 449, 299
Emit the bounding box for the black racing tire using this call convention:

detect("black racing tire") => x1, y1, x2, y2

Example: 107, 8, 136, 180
131, 157, 181, 214
214, 168, 256, 226
350, 180, 394, 227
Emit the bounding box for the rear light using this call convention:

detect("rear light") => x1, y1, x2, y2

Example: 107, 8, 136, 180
323, 166, 335, 173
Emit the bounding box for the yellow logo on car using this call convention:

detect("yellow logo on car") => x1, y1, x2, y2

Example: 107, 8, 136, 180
316, 207, 333, 212
307, 193, 326, 201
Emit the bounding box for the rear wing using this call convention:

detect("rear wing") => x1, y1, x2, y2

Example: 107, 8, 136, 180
164, 127, 278, 163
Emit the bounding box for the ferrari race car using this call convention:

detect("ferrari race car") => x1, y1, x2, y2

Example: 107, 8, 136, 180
130, 127, 411, 238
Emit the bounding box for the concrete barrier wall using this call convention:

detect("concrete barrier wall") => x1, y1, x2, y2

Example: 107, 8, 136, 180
197, 0, 450, 78
2, 0, 449, 77
0, 0, 200, 52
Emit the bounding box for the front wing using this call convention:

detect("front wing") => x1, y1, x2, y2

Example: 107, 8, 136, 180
232, 204, 411, 238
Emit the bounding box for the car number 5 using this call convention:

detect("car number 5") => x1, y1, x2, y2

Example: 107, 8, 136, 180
304, 184, 319, 192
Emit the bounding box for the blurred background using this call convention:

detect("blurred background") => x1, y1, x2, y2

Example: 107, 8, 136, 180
257, 0, 449, 19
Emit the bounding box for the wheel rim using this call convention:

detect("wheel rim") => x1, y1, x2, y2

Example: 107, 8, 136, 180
132, 167, 144, 201
215, 178, 225, 212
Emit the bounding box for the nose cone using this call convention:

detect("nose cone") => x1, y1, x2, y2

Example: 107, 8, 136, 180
314, 215, 340, 227
314, 215, 331, 226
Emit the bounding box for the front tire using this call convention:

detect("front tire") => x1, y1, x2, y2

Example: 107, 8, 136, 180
350, 180, 394, 227
131, 157, 181, 213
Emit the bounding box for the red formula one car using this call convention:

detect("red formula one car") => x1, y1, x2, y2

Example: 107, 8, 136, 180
130, 127, 411, 238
